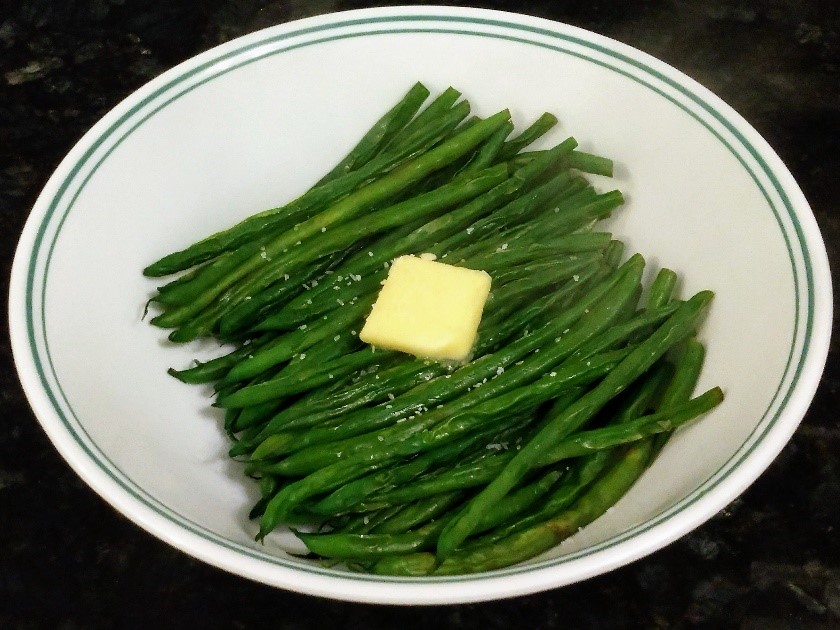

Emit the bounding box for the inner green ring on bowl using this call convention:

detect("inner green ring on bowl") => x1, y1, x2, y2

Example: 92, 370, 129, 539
24, 13, 814, 582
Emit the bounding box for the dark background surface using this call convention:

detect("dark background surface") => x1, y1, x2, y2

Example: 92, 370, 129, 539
1, 1, 838, 628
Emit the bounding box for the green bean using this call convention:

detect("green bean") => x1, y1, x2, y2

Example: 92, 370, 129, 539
217, 296, 376, 397
475, 362, 674, 546
473, 450, 613, 547
370, 492, 464, 535
230, 400, 280, 434
435, 290, 714, 558
432, 440, 653, 574
652, 338, 707, 455
296, 519, 447, 561
362, 452, 516, 508
143, 83, 437, 277
228, 361, 438, 456
513, 149, 615, 178
315, 82, 431, 184
380, 87, 461, 155
371, 552, 438, 577
566, 150, 614, 177
248, 475, 282, 519
151, 109, 511, 330
457, 120, 514, 176
660, 339, 706, 409
298, 468, 562, 564
230, 254, 599, 411
393, 348, 633, 463
229, 339, 362, 435
252, 272, 385, 335
254, 142, 575, 332
253, 261, 643, 535
166, 161, 508, 342
341, 505, 406, 535
404, 116, 498, 195
533, 190, 624, 237
237, 348, 384, 409
534, 387, 722, 464
298, 469, 564, 563
233, 275, 579, 452
166, 333, 276, 385
439, 186, 602, 268
214, 253, 346, 338
496, 113, 558, 161
257, 459, 393, 540
432, 171, 582, 262
646, 268, 679, 310
152, 235, 277, 307
474, 267, 601, 356
371, 440, 651, 575
472, 470, 563, 536
569, 301, 681, 360
144, 88, 723, 575
307, 418, 530, 516
262, 256, 643, 473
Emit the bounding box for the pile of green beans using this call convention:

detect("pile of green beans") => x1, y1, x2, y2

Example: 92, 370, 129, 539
144, 83, 723, 575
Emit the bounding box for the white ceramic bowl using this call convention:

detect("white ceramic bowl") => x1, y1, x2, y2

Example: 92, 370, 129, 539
9, 6, 832, 604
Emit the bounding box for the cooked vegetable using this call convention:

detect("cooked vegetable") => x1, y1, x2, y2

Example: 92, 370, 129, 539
144, 83, 722, 575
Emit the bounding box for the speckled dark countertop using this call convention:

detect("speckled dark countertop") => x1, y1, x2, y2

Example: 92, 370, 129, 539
1, 1, 838, 627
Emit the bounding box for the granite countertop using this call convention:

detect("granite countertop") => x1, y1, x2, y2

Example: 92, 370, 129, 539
1, 1, 838, 627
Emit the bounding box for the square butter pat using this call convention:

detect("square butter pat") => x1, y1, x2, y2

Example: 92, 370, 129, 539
360, 255, 492, 362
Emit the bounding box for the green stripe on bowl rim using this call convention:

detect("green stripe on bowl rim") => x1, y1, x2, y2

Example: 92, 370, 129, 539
18, 10, 821, 588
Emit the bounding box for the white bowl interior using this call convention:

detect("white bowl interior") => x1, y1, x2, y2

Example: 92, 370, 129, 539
11, 7, 830, 603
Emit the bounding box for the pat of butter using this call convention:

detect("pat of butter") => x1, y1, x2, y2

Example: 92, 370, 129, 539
360, 255, 492, 362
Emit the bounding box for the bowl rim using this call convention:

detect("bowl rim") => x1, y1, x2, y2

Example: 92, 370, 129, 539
8, 5, 833, 604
